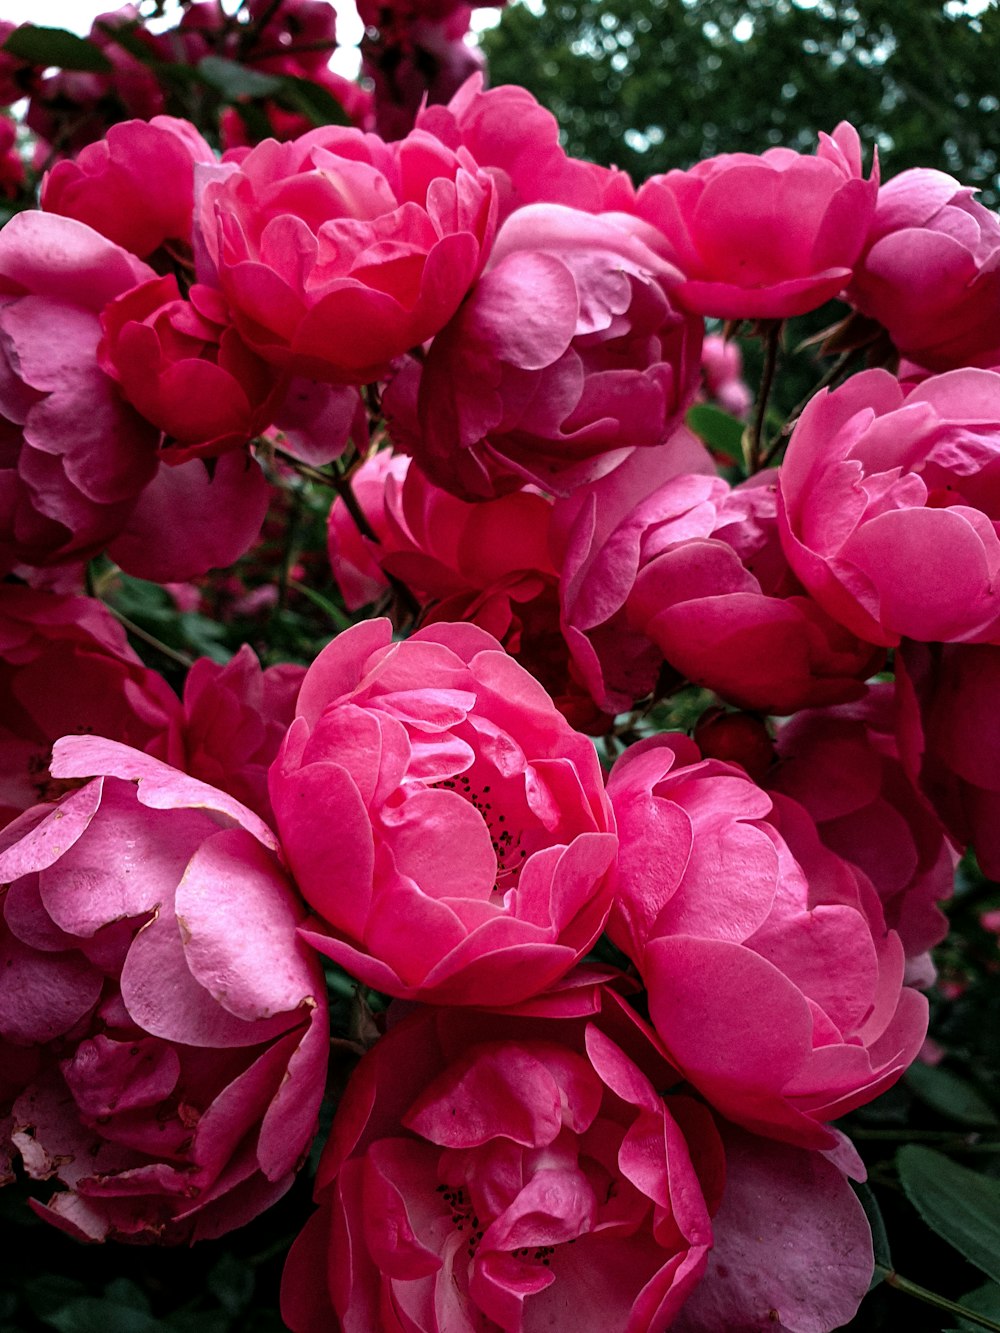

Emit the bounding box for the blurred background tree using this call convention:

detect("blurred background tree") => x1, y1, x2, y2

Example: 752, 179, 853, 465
481, 0, 1000, 207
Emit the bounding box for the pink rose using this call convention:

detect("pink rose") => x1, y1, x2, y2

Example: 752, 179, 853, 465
282, 982, 724, 1333
201, 124, 496, 384
41, 117, 215, 259
0, 585, 178, 827
411, 203, 702, 499
150, 645, 304, 825
636, 122, 877, 319
777, 367, 1000, 646
607, 734, 928, 1148
417, 75, 635, 224
0, 213, 162, 574
896, 640, 1000, 880
700, 333, 751, 418
847, 168, 1000, 370
365, 11, 487, 142
559, 450, 878, 715
269, 618, 618, 1004
0, 738, 328, 1243
98, 277, 283, 462
767, 684, 956, 962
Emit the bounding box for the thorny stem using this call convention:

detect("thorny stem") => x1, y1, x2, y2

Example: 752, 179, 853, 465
746, 321, 782, 474
877, 1266, 1000, 1332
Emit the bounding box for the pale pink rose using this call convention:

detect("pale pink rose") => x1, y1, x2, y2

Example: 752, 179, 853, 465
200, 124, 496, 384
896, 640, 1000, 880
0, 213, 160, 574
41, 117, 215, 259
281, 982, 723, 1333
607, 734, 928, 1148
700, 333, 751, 418
0, 586, 178, 827
0, 738, 327, 1243
416, 75, 634, 223
777, 367, 1000, 646
559, 453, 879, 716
269, 619, 618, 1005
767, 684, 956, 961
636, 122, 878, 319
411, 203, 702, 499
98, 277, 283, 462
847, 168, 1000, 371
150, 645, 305, 825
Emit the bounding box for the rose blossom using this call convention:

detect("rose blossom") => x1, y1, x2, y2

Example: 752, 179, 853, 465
777, 367, 1000, 646
200, 124, 496, 384
41, 117, 215, 260
0, 738, 327, 1243
558, 447, 879, 716
847, 168, 1000, 371
0, 212, 159, 574
766, 684, 956, 964
417, 75, 635, 225
0, 585, 178, 827
607, 734, 928, 1148
410, 203, 702, 499
699, 333, 751, 418
282, 982, 723, 1332
150, 645, 304, 826
896, 640, 1000, 881
282, 979, 875, 1333
98, 277, 283, 462
269, 618, 618, 1005
328, 452, 608, 731
635, 122, 878, 319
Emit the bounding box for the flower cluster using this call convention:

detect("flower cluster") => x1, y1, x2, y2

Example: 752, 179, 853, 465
1, 6, 995, 1328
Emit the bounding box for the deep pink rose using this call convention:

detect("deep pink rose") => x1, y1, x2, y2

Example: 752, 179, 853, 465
767, 684, 956, 964
328, 452, 611, 733
0, 738, 328, 1243
282, 982, 724, 1333
41, 117, 215, 259
558, 450, 878, 715
98, 277, 283, 462
0, 22, 40, 107
0, 586, 178, 827
411, 203, 702, 499
0, 116, 24, 200
269, 619, 618, 1004
417, 75, 635, 225
777, 367, 1000, 646
636, 122, 877, 319
0, 213, 160, 574
896, 640, 1000, 880
150, 645, 304, 826
201, 124, 496, 383
607, 734, 928, 1148
365, 11, 486, 142
847, 168, 1000, 371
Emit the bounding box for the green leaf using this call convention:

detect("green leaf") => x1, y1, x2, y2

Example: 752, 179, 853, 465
851, 1181, 892, 1289
897, 1145, 1000, 1285
275, 75, 352, 127
102, 1281, 150, 1315
42, 1298, 161, 1333
2, 25, 112, 72
948, 1285, 1000, 1333
685, 403, 746, 464
197, 55, 284, 100
906, 1063, 999, 1128
946, 1281, 1000, 1333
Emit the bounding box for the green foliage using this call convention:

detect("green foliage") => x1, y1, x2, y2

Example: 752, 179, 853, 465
897, 1145, 1000, 1287
2, 25, 112, 72
482, 0, 1000, 205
